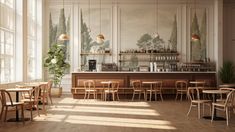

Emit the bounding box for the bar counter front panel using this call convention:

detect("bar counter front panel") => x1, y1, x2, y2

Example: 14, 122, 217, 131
71, 72, 216, 99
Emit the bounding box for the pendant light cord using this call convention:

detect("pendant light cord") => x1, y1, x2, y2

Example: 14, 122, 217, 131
156, 0, 158, 33
88, 0, 90, 31
100, 0, 101, 34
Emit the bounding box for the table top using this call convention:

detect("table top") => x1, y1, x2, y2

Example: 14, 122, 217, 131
142, 81, 160, 84
190, 81, 206, 84
203, 90, 230, 94
16, 82, 48, 88
6, 88, 32, 92
219, 84, 235, 88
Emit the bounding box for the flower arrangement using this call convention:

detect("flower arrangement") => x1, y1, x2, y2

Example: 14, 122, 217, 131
44, 44, 70, 87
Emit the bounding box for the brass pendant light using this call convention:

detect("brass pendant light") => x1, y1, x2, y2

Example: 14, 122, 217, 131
58, 0, 69, 41
96, 0, 105, 44
191, 0, 200, 41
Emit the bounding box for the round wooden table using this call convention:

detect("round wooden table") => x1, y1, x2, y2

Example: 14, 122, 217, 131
219, 84, 235, 88
190, 81, 206, 87
202, 90, 230, 120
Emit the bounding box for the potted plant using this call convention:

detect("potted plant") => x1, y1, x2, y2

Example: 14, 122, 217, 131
44, 44, 70, 97
219, 61, 235, 84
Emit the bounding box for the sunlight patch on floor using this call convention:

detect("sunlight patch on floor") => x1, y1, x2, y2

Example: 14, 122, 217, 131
50, 106, 159, 116
65, 115, 176, 130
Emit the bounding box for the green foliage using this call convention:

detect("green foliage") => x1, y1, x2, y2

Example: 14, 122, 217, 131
44, 44, 70, 87
137, 34, 152, 50
219, 61, 235, 84
129, 55, 138, 70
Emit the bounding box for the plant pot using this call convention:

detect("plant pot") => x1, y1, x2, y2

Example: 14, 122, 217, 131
51, 87, 62, 98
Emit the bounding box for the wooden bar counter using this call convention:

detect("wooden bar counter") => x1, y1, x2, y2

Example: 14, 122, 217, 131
71, 71, 216, 99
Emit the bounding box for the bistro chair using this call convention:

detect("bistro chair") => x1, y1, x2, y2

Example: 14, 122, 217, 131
104, 81, 120, 101
187, 87, 212, 119
211, 90, 235, 126
131, 80, 145, 101
175, 80, 188, 101
84, 80, 97, 99
0, 90, 25, 124
21, 85, 41, 120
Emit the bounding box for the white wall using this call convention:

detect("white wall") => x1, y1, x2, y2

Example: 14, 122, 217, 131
45, 0, 223, 73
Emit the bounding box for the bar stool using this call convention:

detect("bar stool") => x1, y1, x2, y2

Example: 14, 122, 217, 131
84, 80, 97, 99
143, 81, 163, 101
175, 80, 188, 101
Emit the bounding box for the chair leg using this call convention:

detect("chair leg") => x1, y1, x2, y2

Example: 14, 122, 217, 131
4, 106, 8, 122
84, 92, 87, 99
116, 92, 120, 101
30, 103, 33, 121
93, 92, 96, 99
180, 92, 183, 101
187, 104, 192, 116
155, 91, 157, 101
138, 92, 141, 100
112, 93, 115, 101
0, 106, 4, 121
21, 105, 25, 125
105, 93, 107, 101
88, 92, 90, 99
132, 92, 135, 101
198, 104, 201, 119
175, 91, 178, 100
160, 91, 163, 101
49, 95, 53, 105
226, 108, 229, 126
149, 91, 152, 102
211, 105, 214, 123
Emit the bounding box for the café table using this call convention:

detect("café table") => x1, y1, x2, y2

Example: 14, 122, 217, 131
202, 89, 230, 120
190, 81, 206, 87
6, 88, 32, 122
142, 81, 160, 101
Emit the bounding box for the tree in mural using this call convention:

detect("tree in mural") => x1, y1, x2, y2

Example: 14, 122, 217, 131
129, 54, 138, 70
191, 13, 201, 61
66, 16, 70, 62
49, 13, 53, 47
169, 14, 177, 51
56, 8, 67, 45
200, 9, 207, 60
81, 10, 93, 68
136, 34, 152, 50
152, 36, 164, 50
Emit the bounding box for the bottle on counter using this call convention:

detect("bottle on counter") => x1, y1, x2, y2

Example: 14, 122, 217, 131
150, 62, 153, 72
154, 62, 157, 72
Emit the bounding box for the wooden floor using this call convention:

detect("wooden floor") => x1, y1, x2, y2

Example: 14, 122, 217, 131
1, 93, 235, 132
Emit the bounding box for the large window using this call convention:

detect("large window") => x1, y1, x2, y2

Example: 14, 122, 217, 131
0, 0, 15, 83
27, 0, 42, 80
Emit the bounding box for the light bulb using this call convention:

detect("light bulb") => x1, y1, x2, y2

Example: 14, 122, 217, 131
96, 34, 105, 44
191, 34, 200, 41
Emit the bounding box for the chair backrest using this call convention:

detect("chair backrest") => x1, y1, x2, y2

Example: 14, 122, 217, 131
110, 81, 119, 91
131, 80, 142, 90
28, 86, 40, 103
154, 81, 162, 90
47, 80, 53, 93
0, 90, 13, 106
187, 87, 200, 101
225, 90, 235, 107
175, 80, 188, 91
219, 87, 234, 91
84, 80, 95, 90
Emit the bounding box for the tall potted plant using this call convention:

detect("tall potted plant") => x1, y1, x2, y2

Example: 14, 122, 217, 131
44, 44, 70, 97
219, 61, 235, 84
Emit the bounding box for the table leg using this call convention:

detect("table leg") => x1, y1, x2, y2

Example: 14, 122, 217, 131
16, 91, 19, 121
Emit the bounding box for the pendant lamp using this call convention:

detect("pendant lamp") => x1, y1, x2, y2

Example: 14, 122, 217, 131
96, 0, 105, 44
58, 0, 69, 41
191, 0, 200, 41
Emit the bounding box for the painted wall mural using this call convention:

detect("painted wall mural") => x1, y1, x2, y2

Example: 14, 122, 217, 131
49, 8, 71, 72
80, 8, 111, 71
190, 9, 207, 61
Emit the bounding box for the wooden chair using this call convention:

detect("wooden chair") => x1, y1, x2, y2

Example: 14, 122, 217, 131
0, 90, 25, 124
145, 81, 163, 101
187, 87, 212, 119
21, 85, 41, 120
84, 80, 97, 99
175, 80, 188, 101
131, 80, 145, 101
104, 81, 120, 101
217, 88, 234, 102
211, 90, 235, 126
